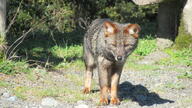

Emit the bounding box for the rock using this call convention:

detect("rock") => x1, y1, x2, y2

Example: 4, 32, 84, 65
41, 97, 59, 107
74, 104, 89, 108
77, 100, 86, 104
7, 96, 17, 101
2, 92, 10, 98
156, 38, 173, 50
138, 51, 170, 64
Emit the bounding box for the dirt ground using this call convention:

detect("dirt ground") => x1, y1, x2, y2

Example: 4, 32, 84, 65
0, 52, 192, 108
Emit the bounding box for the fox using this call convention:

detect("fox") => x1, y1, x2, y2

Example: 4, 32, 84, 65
82, 19, 141, 105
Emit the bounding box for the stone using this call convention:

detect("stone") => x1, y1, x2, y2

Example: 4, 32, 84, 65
74, 104, 89, 108
156, 38, 173, 50
41, 97, 59, 107
2, 92, 10, 98
7, 96, 17, 101
138, 51, 170, 65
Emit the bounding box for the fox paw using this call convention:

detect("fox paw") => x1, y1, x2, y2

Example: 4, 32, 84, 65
110, 97, 120, 105
100, 98, 109, 105
83, 87, 91, 94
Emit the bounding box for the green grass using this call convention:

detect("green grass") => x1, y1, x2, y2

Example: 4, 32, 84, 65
0, 81, 10, 87
158, 48, 192, 66
65, 73, 84, 86
12, 86, 30, 100
133, 35, 156, 56
164, 82, 185, 90
10, 77, 98, 103
34, 86, 98, 103
0, 60, 31, 75
55, 59, 84, 70
180, 97, 192, 103
177, 72, 192, 79
50, 45, 83, 59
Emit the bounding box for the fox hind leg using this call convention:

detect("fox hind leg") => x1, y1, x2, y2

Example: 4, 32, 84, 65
83, 47, 95, 94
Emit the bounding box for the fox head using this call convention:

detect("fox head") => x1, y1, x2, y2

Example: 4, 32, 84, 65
103, 21, 141, 62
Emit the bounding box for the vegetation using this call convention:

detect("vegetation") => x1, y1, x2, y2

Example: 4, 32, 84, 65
158, 48, 192, 66
175, 20, 192, 49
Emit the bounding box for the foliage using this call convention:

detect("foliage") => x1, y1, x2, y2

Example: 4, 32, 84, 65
50, 45, 83, 60
0, 60, 30, 75
7, 0, 75, 42
133, 35, 156, 56
99, 1, 158, 23
7, 0, 157, 42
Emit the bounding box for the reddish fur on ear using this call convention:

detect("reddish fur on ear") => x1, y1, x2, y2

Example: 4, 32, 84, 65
104, 21, 118, 37
124, 24, 141, 38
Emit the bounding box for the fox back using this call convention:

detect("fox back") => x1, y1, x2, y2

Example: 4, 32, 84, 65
84, 19, 140, 63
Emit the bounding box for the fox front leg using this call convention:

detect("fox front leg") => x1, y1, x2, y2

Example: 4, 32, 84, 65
110, 64, 123, 105
97, 56, 112, 105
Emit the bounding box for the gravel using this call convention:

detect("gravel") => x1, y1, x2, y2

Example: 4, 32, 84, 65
41, 97, 59, 107
0, 51, 192, 108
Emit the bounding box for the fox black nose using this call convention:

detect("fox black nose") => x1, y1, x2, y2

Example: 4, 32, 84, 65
117, 56, 122, 61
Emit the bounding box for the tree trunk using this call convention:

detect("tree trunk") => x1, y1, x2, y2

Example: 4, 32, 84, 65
0, 0, 6, 53
183, 0, 192, 35
156, 0, 180, 49
0, 0, 6, 38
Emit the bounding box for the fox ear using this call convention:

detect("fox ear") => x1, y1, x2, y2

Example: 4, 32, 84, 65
124, 24, 141, 38
104, 21, 118, 37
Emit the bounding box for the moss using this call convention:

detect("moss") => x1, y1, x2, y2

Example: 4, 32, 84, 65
0, 34, 6, 58
174, 19, 192, 49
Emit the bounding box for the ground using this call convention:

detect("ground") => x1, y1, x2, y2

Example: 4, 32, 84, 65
0, 50, 192, 108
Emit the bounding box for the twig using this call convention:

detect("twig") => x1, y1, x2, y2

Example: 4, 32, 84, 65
5, 0, 23, 33
5, 17, 47, 59
6, 28, 33, 59
78, 17, 89, 29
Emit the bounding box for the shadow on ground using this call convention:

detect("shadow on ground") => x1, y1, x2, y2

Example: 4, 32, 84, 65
119, 81, 174, 106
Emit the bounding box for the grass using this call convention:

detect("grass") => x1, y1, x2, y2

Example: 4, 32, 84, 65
55, 59, 84, 70
164, 82, 186, 90
158, 48, 192, 66
1, 33, 192, 104
6, 72, 99, 103
0, 60, 31, 75
180, 97, 192, 103
12, 86, 29, 100
50, 45, 83, 59
177, 72, 192, 79
133, 35, 156, 56
0, 35, 157, 74
0, 81, 10, 87
125, 62, 160, 71
65, 73, 84, 86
